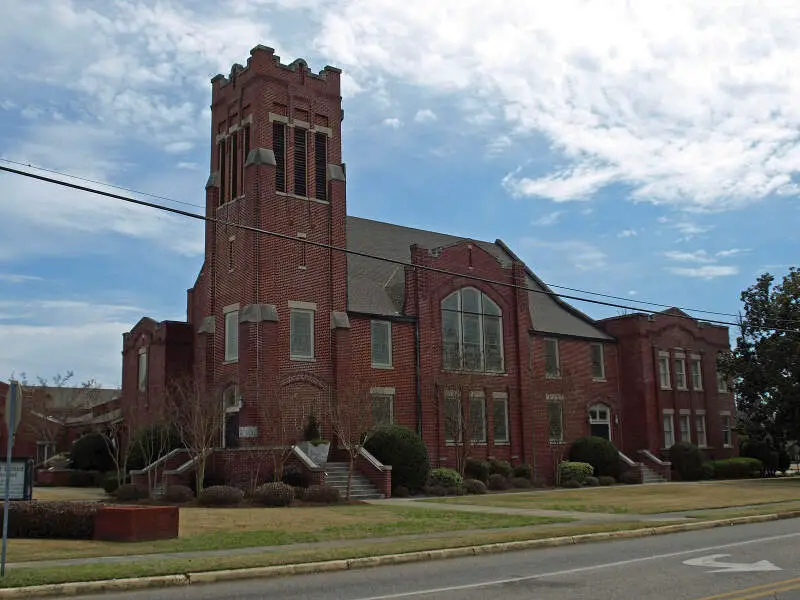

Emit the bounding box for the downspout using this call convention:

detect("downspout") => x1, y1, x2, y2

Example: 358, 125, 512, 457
414, 318, 422, 437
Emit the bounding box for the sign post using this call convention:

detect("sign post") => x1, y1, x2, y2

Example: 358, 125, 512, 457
2, 380, 22, 577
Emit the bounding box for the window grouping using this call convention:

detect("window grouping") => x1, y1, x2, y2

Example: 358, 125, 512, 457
218, 123, 251, 206
441, 288, 503, 372
273, 122, 328, 200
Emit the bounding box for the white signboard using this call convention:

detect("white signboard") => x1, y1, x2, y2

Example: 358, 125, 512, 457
239, 426, 258, 439
0, 462, 27, 501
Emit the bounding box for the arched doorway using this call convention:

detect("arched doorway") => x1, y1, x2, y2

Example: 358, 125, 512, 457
588, 403, 612, 440
222, 385, 241, 448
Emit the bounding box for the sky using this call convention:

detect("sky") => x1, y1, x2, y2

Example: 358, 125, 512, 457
0, 0, 798, 387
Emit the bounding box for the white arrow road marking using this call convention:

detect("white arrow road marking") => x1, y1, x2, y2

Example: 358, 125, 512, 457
683, 554, 782, 573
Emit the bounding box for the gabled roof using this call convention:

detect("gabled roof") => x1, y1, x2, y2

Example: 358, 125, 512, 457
345, 216, 612, 341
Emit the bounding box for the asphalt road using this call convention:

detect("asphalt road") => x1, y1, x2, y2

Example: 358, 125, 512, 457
59, 518, 800, 600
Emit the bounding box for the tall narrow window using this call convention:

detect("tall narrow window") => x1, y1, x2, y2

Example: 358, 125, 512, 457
290, 308, 314, 359
717, 368, 729, 393
314, 132, 327, 201
243, 124, 251, 168
230, 130, 239, 199
674, 354, 687, 389
137, 347, 148, 392
690, 356, 703, 390
547, 394, 564, 443
228, 236, 235, 272
492, 392, 509, 444
371, 320, 392, 368
218, 140, 227, 205
440, 288, 504, 372
663, 412, 675, 448
469, 391, 486, 443
371, 390, 394, 426
695, 412, 707, 447
721, 414, 732, 447
544, 338, 560, 378
294, 127, 308, 197
273, 122, 286, 192
590, 343, 605, 380
224, 308, 239, 362
658, 352, 671, 389
444, 389, 461, 443
679, 413, 691, 442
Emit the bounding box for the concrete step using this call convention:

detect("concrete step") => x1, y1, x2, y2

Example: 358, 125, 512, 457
322, 462, 383, 499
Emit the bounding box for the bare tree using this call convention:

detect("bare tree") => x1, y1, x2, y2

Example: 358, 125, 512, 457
327, 379, 379, 500
547, 367, 581, 486
262, 387, 313, 485
99, 419, 132, 488
166, 375, 223, 494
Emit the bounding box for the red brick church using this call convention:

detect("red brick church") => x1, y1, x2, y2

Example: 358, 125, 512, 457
120, 45, 737, 495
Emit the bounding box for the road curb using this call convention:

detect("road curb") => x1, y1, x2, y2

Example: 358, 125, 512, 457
2, 511, 799, 598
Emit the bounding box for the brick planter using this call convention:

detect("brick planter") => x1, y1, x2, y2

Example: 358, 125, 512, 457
93, 506, 179, 542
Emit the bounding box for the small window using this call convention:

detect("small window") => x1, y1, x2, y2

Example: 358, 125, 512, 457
544, 339, 560, 378
663, 412, 675, 448
547, 394, 563, 443
658, 352, 671, 389
674, 356, 687, 390
492, 392, 509, 444
224, 309, 239, 362
690, 357, 703, 390
137, 347, 148, 392
371, 393, 394, 426
695, 413, 707, 447
721, 414, 732, 447
679, 414, 691, 442
717, 369, 729, 393
590, 343, 605, 380
469, 391, 486, 443
371, 321, 392, 368
290, 308, 314, 359
444, 389, 461, 443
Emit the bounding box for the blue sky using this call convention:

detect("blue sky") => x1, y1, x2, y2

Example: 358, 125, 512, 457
0, 1, 798, 387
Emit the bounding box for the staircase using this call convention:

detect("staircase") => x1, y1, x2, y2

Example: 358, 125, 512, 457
323, 462, 384, 500
641, 464, 667, 483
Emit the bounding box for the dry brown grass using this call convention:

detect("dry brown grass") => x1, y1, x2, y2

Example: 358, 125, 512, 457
422, 479, 800, 514
32, 487, 106, 501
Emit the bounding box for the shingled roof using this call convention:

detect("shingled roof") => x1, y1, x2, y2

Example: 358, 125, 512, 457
345, 216, 612, 341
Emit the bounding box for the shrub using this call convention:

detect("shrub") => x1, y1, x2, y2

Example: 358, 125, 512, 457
562, 479, 582, 489
584, 476, 600, 487
488, 459, 512, 478
424, 485, 447, 497
463, 478, 488, 494
127, 424, 183, 471
115, 483, 147, 502
512, 463, 533, 479
446, 486, 466, 496
70, 433, 115, 473
709, 458, 763, 480
511, 476, 532, 489
392, 485, 410, 498
488, 473, 511, 491
669, 442, 704, 481
280, 465, 309, 488
569, 436, 620, 478
198, 485, 244, 507
304, 485, 340, 504
428, 468, 463, 489
303, 413, 323, 442
163, 485, 194, 503
291, 486, 306, 501
252, 482, 294, 507
700, 462, 716, 480
2, 501, 101, 539
620, 470, 641, 485
102, 472, 122, 494
364, 425, 430, 492
598, 475, 616, 486
464, 458, 490, 483
559, 461, 594, 484
67, 470, 102, 488
777, 449, 792, 473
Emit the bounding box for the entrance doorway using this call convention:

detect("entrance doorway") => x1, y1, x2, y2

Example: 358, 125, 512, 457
589, 403, 611, 440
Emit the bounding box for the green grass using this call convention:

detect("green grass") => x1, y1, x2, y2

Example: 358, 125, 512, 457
420, 479, 800, 515
0, 520, 675, 589
8, 505, 569, 563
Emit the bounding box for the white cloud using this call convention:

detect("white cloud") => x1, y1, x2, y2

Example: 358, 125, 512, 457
663, 250, 716, 263
668, 265, 739, 279
0, 274, 43, 284
487, 135, 513, 155
414, 108, 437, 123
164, 141, 194, 154
532, 211, 563, 226
618, 229, 638, 238
313, 1, 800, 211
382, 117, 402, 129
520, 238, 607, 271
177, 162, 199, 170
628, 290, 638, 296
716, 248, 749, 258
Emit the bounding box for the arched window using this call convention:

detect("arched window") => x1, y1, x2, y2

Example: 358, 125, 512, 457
441, 287, 504, 372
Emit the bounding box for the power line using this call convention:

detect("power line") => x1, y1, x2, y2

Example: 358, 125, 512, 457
1, 164, 797, 334
0, 160, 766, 322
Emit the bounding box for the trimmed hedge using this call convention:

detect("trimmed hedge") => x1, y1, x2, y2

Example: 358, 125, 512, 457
669, 442, 704, 481
115, 483, 148, 502
569, 436, 620, 478
304, 485, 340, 504
598, 475, 616, 486
252, 482, 294, 507
488, 473, 511, 491
708, 457, 763, 479
2, 501, 102, 539
512, 463, 533, 480
364, 425, 430, 492
428, 468, 463, 489
198, 485, 244, 507
584, 476, 600, 487
488, 459, 512, 478
559, 461, 594, 484
464, 458, 490, 483
163, 485, 195, 503
511, 476, 532, 489
463, 478, 488, 494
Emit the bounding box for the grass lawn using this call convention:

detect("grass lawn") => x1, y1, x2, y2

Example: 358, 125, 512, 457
7, 505, 570, 563
33, 487, 106, 501
420, 479, 800, 514
0, 520, 675, 589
